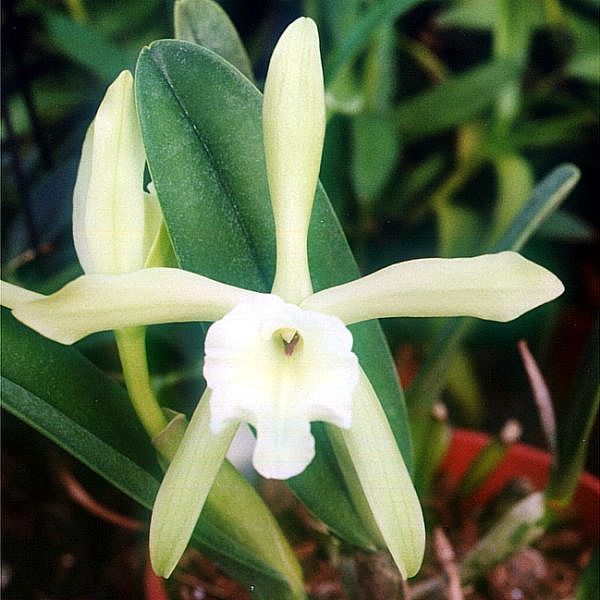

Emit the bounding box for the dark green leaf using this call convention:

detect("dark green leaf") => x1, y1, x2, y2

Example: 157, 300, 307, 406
437, 0, 499, 30
437, 0, 544, 31
174, 0, 253, 81
135, 40, 412, 548
568, 11, 600, 83
537, 210, 594, 243
510, 114, 591, 149
325, 0, 424, 83
547, 322, 600, 507
490, 153, 534, 245
364, 24, 396, 113
490, 163, 580, 252
44, 11, 131, 82
437, 203, 482, 257
351, 113, 400, 205
395, 60, 520, 139
492, 0, 540, 128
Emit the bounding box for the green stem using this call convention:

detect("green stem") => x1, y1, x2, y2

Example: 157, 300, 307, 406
115, 326, 168, 440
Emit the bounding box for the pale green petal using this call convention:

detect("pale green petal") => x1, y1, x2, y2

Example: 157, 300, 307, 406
142, 186, 177, 269
73, 71, 147, 274
12, 268, 258, 344
340, 369, 425, 578
149, 392, 237, 577
263, 17, 325, 303
0, 281, 44, 309
204, 295, 359, 479
302, 252, 564, 324
142, 188, 165, 265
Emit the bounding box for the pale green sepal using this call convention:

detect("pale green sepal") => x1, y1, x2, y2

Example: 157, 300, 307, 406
73, 71, 147, 275
1, 281, 44, 309
152, 411, 188, 465
12, 268, 260, 344
302, 252, 564, 324
326, 423, 385, 549
150, 391, 237, 577
340, 369, 425, 578
151, 411, 305, 596
263, 17, 325, 303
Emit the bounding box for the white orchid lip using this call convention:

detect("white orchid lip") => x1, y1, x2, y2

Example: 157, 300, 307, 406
203, 294, 359, 479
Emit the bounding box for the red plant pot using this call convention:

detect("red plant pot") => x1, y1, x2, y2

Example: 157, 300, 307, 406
441, 428, 600, 539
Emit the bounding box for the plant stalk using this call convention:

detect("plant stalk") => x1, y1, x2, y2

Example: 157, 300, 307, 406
115, 326, 168, 440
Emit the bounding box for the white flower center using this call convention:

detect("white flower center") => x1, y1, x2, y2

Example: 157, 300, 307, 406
203, 294, 359, 479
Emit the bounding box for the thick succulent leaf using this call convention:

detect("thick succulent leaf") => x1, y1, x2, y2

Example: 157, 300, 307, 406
174, 0, 253, 81
0, 311, 305, 599
135, 40, 412, 548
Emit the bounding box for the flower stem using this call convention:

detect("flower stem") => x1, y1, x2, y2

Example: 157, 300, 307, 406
114, 326, 167, 439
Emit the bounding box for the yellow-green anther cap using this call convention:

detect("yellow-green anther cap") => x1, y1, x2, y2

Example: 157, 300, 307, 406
263, 17, 325, 303
72, 70, 147, 275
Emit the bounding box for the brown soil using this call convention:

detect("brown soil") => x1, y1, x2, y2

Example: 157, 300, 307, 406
2, 418, 594, 600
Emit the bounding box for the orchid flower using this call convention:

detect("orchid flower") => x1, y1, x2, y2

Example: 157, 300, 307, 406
2, 18, 564, 581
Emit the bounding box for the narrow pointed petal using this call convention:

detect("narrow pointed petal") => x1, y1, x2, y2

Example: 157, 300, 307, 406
150, 392, 237, 577
263, 17, 325, 303
72, 71, 147, 274
204, 295, 359, 479
142, 187, 165, 264
1, 281, 44, 309
302, 252, 564, 324
12, 268, 258, 344
340, 369, 425, 578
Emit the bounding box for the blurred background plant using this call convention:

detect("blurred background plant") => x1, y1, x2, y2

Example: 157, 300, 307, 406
2, 0, 598, 598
